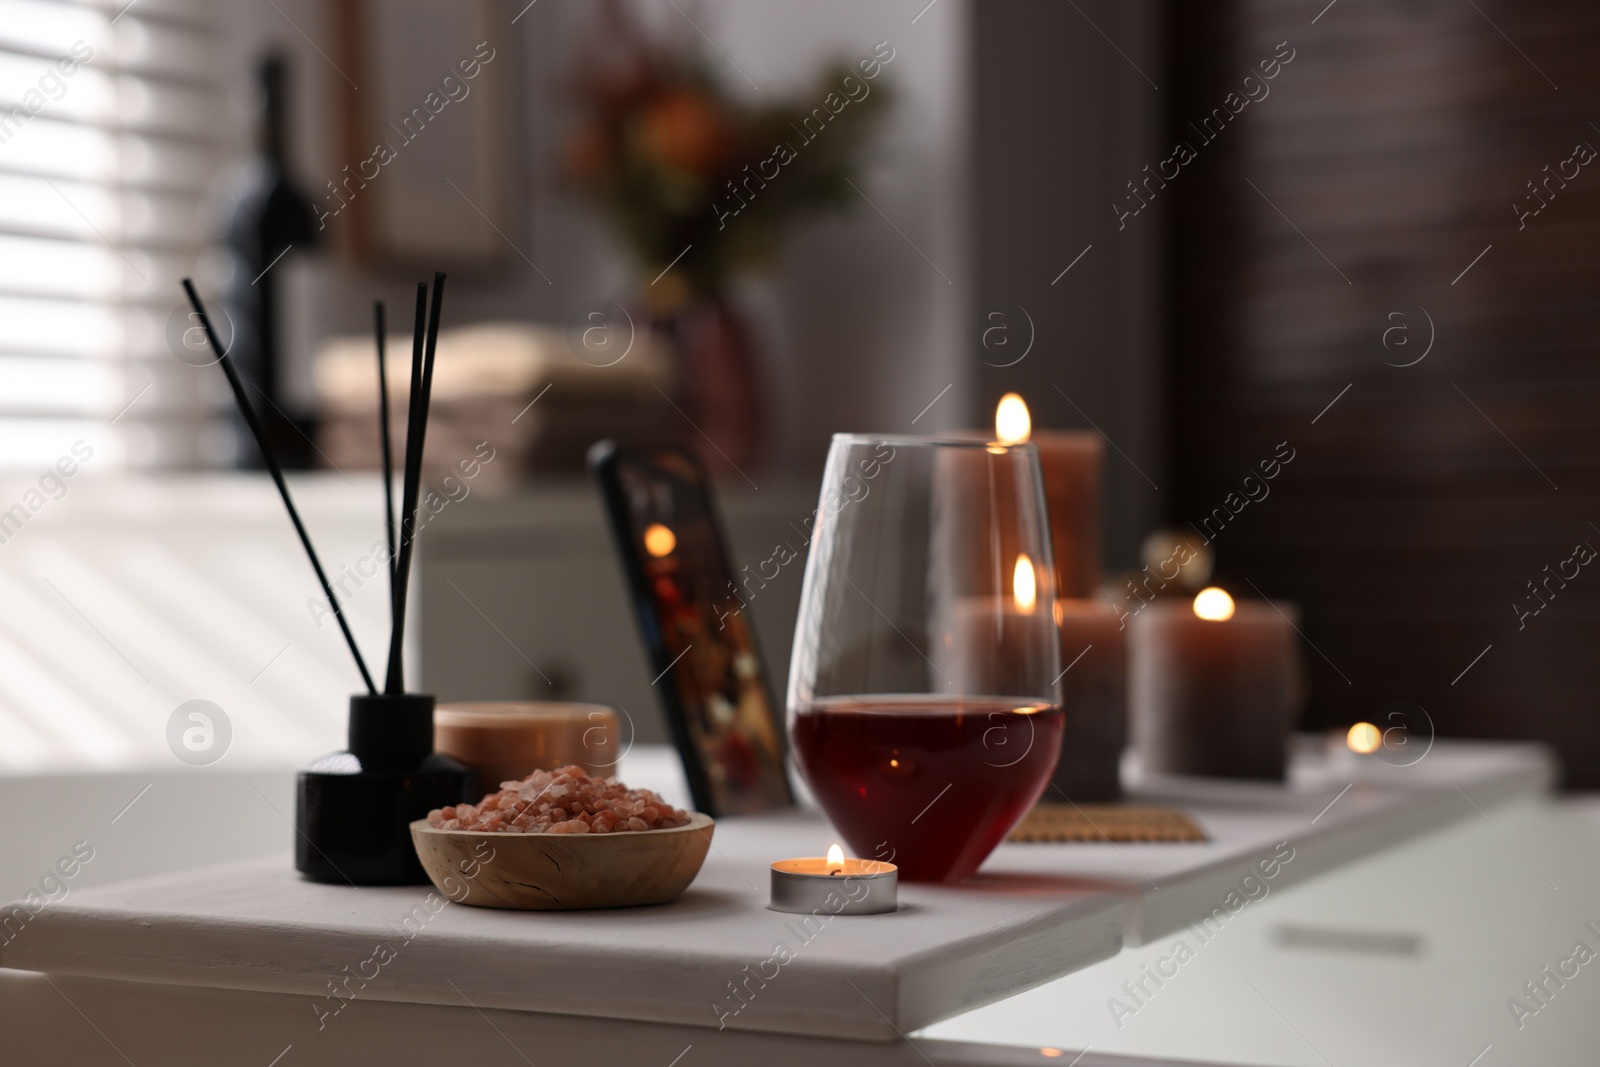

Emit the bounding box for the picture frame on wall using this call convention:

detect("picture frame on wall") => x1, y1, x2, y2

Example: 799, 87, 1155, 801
330, 0, 518, 267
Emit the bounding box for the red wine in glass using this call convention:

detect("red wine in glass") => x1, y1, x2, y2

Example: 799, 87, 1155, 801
792, 695, 1064, 883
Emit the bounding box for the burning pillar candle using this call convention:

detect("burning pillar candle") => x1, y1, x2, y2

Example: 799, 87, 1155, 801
934, 554, 1059, 700
1129, 587, 1302, 780
934, 395, 1104, 602
997, 395, 1122, 798
996, 393, 1104, 600
1047, 598, 1127, 801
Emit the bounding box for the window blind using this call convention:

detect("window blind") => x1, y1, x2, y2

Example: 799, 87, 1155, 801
0, 0, 218, 468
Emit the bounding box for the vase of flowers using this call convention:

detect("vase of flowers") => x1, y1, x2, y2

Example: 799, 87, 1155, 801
565, 0, 890, 473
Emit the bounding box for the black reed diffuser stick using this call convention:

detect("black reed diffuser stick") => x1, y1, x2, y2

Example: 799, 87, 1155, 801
384, 273, 446, 696
384, 284, 427, 694
374, 302, 396, 585
184, 279, 377, 694
181, 279, 378, 695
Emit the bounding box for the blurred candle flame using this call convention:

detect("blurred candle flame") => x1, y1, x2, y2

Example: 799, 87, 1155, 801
1013, 554, 1038, 614
1347, 722, 1381, 754
827, 843, 845, 874
1192, 586, 1235, 621
995, 392, 1031, 445
643, 522, 676, 558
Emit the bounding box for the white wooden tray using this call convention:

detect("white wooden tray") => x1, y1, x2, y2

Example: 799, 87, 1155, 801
0, 739, 1552, 1042
0, 809, 1124, 1041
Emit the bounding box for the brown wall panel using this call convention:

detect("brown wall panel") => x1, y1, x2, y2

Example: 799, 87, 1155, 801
1166, 0, 1600, 784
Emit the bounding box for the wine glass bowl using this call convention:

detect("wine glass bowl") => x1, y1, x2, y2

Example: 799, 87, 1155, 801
787, 435, 1063, 883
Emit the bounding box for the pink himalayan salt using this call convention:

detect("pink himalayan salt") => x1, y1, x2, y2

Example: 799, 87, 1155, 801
426, 765, 690, 834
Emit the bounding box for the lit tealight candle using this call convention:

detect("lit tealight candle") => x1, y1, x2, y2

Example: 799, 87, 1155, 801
770, 843, 898, 915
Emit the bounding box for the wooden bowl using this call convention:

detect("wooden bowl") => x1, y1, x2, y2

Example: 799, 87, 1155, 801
409, 813, 714, 910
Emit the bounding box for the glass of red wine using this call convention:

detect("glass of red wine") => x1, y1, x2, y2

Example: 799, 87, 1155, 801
787, 434, 1063, 883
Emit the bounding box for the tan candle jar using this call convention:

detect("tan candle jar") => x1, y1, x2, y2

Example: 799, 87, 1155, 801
434, 702, 623, 786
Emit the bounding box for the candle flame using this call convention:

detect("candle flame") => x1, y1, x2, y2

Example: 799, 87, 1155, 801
643, 523, 676, 558
827, 843, 845, 874
1192, 587, 1235, 621
1013, 554, 1038, 613
1347, 722, 1381, 754
995, 392, 1031, 445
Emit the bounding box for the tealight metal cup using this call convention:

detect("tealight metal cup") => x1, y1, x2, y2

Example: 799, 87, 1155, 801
770, 857, 898, 915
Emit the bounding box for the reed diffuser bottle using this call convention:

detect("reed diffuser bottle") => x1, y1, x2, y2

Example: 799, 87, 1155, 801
182, 274, 473, 885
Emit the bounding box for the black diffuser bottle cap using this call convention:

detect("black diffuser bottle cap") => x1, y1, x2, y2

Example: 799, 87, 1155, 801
348, 692, 434, 768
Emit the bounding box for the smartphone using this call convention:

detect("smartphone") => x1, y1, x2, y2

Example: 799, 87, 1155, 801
588, 440, 794, 816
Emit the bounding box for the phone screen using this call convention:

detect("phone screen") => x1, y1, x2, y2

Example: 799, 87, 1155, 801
593, 444, 793, 816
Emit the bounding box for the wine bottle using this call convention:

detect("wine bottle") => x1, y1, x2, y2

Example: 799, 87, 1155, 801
223, 54, 319, 468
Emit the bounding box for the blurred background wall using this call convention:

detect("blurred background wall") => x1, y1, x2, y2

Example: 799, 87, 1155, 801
217, 0, 975, 468
0, 0, 1170, 769
216, 0, 1165, 564
1165, 0, 1600, 784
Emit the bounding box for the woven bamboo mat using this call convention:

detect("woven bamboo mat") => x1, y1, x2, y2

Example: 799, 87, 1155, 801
1008, 803, 1208, 843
